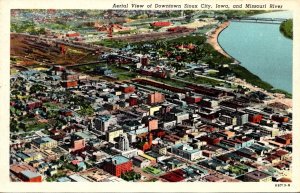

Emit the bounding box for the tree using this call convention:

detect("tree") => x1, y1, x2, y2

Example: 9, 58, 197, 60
10, 119, 19, 132
121, 170, 141, 181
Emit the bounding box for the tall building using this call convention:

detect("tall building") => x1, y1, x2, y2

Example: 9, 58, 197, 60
236, 111, 249, 126
118, 133, 129, 151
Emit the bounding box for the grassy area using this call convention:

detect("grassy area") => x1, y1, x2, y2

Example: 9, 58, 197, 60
10, 68, 19, 75
164, 35, 206, 46
150, 74, 221, 88
106, 65, 138, 80
196, 24, 218, 34
183, 75, 221, 86
72, 63, 106, 72
143, 167, 162, 175
11, 21, 46, 35
228, 165, 247, 176
23, 121, 48, 132
271, 89, 292, 99
280, 19, 293, 39
114, 29, 138, 35
150, 77, 186, 88
229, 65, 292, 97
108, 65, 128, 73
72, 62, 138, 81
78, 105, 94, 116
41, 21, 77, 31
230, 65, 273, 91
117, 72, 137, 80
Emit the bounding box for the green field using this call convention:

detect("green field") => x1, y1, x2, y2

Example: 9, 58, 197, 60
72, 63, 106, 72
183, 75, 221, 86
143, 166, 162, 175
93, 39, 128, 48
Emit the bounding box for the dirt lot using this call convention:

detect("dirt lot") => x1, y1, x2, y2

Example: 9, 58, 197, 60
11, 34, 98, 67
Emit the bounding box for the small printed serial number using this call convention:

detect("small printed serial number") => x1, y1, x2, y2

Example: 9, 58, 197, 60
275, 184, 291, 187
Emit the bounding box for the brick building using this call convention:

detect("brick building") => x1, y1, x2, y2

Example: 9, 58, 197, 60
120, 85, 135, 93
143, 116, 158, 131
61, 80, 78, 88
243, 170, 272, 182
249, 114, 263, 123
71, 136, 85, 152
275, 134, 292, 145
147, 92, 165, 105
10, 164, 42, 182
19, 170, 42, 182
103, 155, 132, 177
128, 95, 138, 106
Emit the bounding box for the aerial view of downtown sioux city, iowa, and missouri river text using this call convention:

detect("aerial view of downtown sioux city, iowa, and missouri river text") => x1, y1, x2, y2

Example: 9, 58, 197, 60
9, 9, 293, 183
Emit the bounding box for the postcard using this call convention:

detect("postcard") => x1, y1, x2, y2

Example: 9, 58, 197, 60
0, 0, 299, 192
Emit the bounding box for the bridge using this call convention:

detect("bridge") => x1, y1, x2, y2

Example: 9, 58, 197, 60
231, 17, 288, 24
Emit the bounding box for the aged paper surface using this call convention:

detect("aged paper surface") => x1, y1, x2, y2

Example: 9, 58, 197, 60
0, 0, 299, 192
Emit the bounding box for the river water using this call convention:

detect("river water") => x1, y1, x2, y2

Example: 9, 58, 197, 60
218, 11, 293, 93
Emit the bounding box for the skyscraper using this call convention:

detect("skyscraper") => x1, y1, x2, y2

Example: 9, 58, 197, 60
118, 133, 129, 151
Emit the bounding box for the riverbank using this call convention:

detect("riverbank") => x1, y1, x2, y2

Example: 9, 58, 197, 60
233, 78, 292, 110
207, 20, 292, 98
207, 21, 231, 58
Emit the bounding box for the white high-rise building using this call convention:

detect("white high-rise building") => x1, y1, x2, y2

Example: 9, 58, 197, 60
118, 133, 129, 151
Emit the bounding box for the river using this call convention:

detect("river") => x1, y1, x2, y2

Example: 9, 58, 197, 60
218, 11, 293, 93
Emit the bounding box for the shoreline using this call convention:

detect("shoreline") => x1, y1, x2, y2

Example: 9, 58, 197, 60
206, 21, 292, 108
233, 78, 292, 110
207, 21, 240, 65
207, 22, 231, 58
